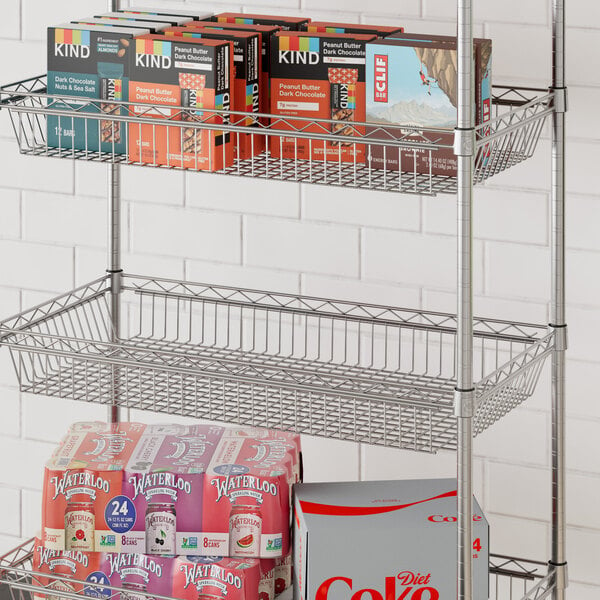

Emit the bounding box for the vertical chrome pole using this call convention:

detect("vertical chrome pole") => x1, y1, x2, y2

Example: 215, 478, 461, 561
107, 0, 122, 425
455, 1, 475, 600
550, 0, 568, 598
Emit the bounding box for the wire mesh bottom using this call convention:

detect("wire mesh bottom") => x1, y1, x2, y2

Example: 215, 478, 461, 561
0, 540, 557, 600
0, 274, 553, 453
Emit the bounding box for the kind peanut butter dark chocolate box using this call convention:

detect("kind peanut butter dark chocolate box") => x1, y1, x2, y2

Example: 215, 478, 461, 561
128, 34, 234, 171
270, 32, 376, 163
118, 7, 213, 21
72, 18, 173, 34
185, 22, 279, 121
210, 12, 310, 31
47, 23, 147, 154
302, 21, 404, 36
95, 12, 193, 27
366, 34, 492, 176
165, 26, 263, 159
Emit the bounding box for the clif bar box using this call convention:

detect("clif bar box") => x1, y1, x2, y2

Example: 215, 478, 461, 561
128, 34, 235, 172
165, 26, 263, 159
366, 34, 492, 176
118, 7, 213, 21
294, 478, 489, 600
47, 23, 147, 154
270, 32, 376, 163
303, 21, 404, 36
95, 12, 192, 27
210, 12, 310, 31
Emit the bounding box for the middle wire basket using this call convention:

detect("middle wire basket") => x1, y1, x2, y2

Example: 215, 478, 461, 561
0, 274, 553, 452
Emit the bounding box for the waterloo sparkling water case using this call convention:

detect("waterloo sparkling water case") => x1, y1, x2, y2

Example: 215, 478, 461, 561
294, 479, 489, 600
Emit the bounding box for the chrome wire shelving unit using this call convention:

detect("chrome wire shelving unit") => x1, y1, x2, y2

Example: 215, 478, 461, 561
0, 1, 568, 600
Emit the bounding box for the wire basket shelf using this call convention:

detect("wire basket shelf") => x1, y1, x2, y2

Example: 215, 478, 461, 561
0, 540, 557, 600
0, 274, 553, 453
0, 76, 553, 196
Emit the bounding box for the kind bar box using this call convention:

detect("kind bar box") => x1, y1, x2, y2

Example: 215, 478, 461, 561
104, 553, 174, 599
202, 437, 292, 558
95, 12, 192, 27
33, 539, 104, 600
210, 12, 310, 31
270, 32, 376, 163
173, 556, 261, 600
303, 21, 404, 36
42, 422, 146, 552
72, 18, 173, 34
165, 26, 263, 159
118, 8, 213, 21
366, 34, 492, 176
128, 34, 234, 172
193, 23, 280, 120
121, 424, 223, 555
294, 478, 489, 600
47, 23, 146, 154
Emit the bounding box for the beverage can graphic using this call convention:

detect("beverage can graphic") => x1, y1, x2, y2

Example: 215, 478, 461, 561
65, 502, 95, 551
258, 560, 275, 600
229, 505, 262, 557
121, 581, 151, 600
145, 503, 177, 555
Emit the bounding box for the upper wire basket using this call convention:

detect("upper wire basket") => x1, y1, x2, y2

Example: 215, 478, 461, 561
0, 76, 553, 195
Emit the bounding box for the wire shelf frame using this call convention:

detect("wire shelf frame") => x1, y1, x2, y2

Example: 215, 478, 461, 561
0, 274, 553, 453
0, 76, 553, 196
0, 540, 557, 600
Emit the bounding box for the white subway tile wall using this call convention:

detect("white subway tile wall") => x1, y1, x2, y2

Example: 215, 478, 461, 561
0, 0, 598, 592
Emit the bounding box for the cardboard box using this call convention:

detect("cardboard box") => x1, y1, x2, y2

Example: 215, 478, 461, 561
128, 34, 235, 172
71, 18, 173, 34
294, 478, 489, 600
173, 556, 261, 600
210, 12, 310, 31
202, 437, 292, 558
270, 32, 376, 163
186, 22, 280, 121
302, 21, 404, 36
118, 7, 213, 21
365, 34, 492, 176
164, 26, 263, 159
95, 12, 192, 27
47, 23, 147, 154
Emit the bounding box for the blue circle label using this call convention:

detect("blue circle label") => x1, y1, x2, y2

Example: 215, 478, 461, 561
84, 572, 111, 599
214, 464, 249, 476
105, 495, 136, 533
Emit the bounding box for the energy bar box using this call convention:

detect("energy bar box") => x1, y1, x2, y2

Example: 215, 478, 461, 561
365, 34, 492, 176
191, 22, 280, 120
270, 32, 376, 163
72, 18, 173, 34
210, 12, 310, 31
42, 422, 146, 552
173, 556, 262, 600
202, 437, 292, 558
302, 21, 404, 36
164, 26, 263, 159
118, 7, 213, 21
32, 539, 104, 600
95, 12, 192, 27
294, 478, 489, 600
120, 424, 223, 555
47, 23, 146, 154
128, 34, 235, 172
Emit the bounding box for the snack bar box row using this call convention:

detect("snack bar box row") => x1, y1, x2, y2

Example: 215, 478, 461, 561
42, 422, 301, 558
33, 541, 293, 600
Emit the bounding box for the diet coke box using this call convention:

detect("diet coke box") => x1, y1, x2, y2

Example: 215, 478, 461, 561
104, 553, 174, 600
202, 437, 292, 558
173, 555, 261, 600
121, 424, 224, 555
33, 539, 104, 600
294, 478, 489, 600
42, 422, 146, 552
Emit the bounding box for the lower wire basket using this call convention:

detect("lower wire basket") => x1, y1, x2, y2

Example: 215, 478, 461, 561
0, 540, 557, 600
0, 274, 553, 453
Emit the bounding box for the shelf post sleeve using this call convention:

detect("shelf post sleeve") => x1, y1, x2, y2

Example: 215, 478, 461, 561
550, 0, 568, 598
455, 1, 475, 600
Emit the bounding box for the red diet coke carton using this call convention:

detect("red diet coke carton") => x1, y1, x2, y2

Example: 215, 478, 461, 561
202, 437, 291, 558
